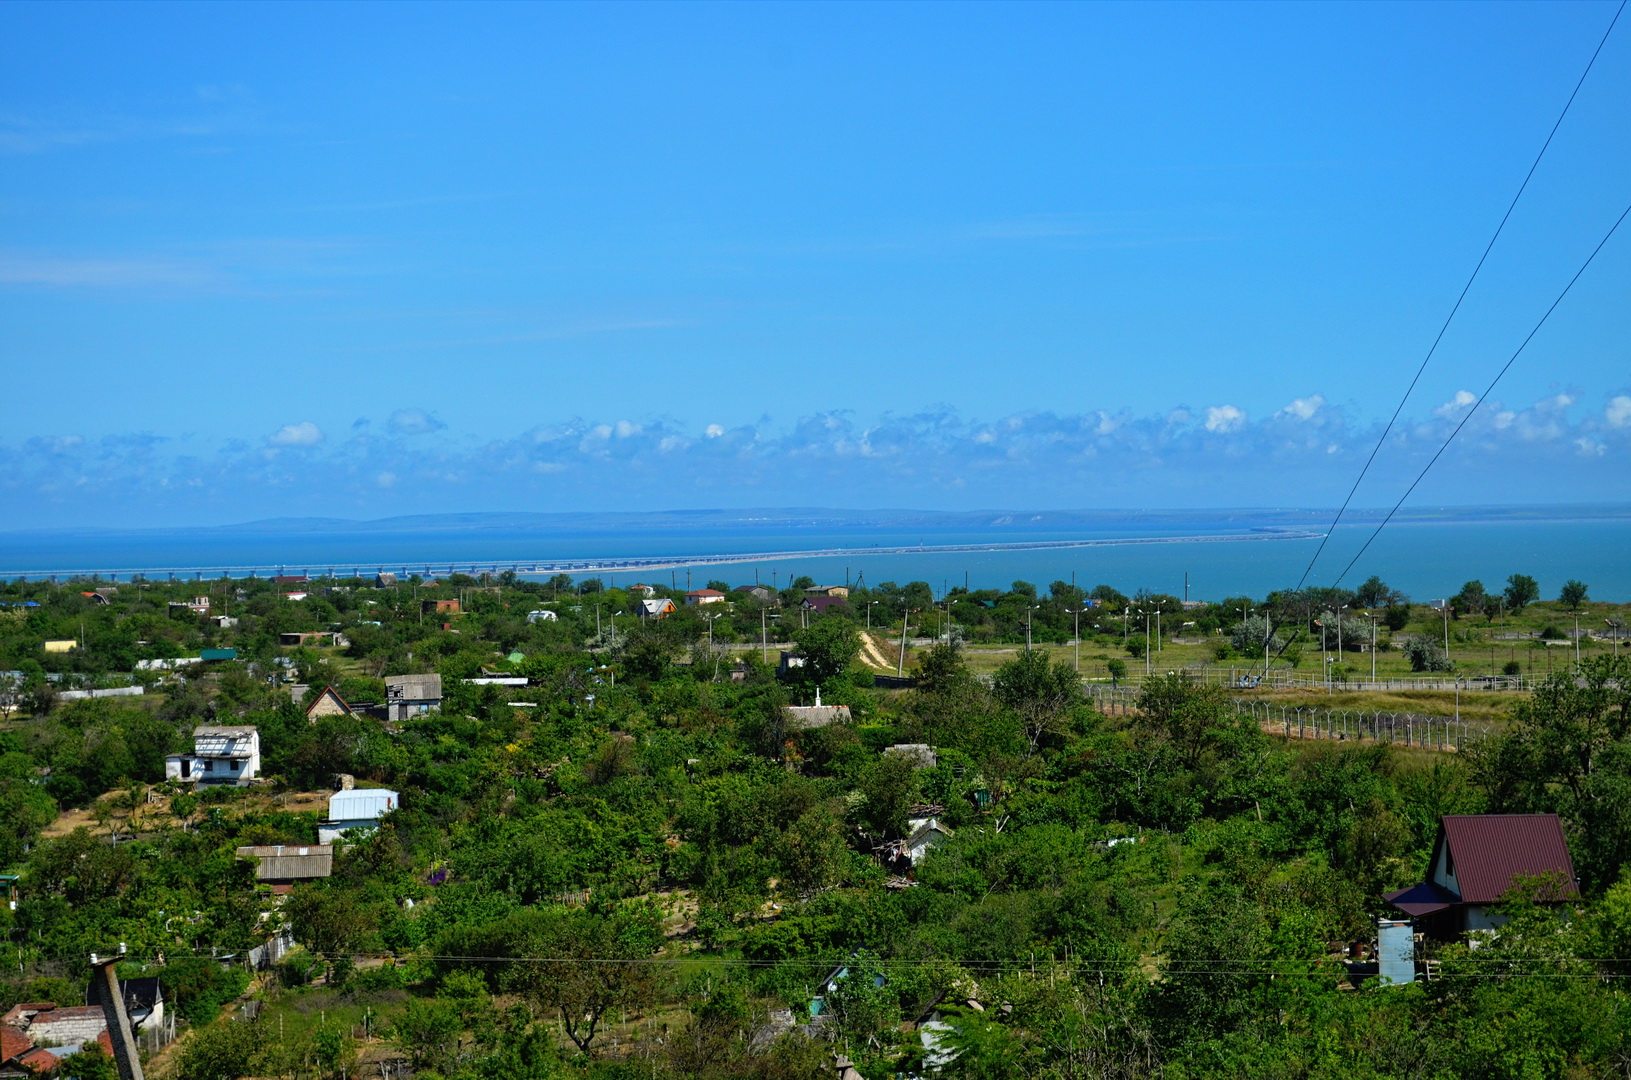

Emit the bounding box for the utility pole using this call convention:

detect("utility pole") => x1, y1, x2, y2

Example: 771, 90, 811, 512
1336, 605, 1346, 667
1573, 610, 1582, 666
1318, 619, 1327, 692
897, 605, 910, 678
1369, 613, 1378, 683
1264, 606, 1271, 677
1072, 607, 1083, 673
91, 953, 144, 1080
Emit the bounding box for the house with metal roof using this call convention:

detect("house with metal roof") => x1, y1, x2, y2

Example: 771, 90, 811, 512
384, 674, 442, 721
638, 598, 677, 619
800, 595, 849, 615
165, 726, 261, 786
319, 788, 399, 843
236, 844, 334, 890
1384, 814, 1577, 938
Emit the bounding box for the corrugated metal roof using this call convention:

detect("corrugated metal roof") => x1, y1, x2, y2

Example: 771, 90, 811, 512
329, 788, 398, 820
1441, 814, 1576, 903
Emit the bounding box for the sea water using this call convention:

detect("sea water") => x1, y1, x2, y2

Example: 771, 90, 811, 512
0, 512, 1625, 603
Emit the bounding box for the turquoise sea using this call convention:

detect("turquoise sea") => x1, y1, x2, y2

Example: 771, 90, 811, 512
0, 508, 1626, 603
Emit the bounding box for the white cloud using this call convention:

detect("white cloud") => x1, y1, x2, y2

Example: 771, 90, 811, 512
1575, 438, 1605, 458
1204, 405, 1245, 433
1434, 390, 1477, 419
705, 423, 725, 438
376, 471, 397, 488
1279, 394, 1325, 420
1608, 396, 1631, 429
267, 421, 324, 446
388, 409, 445, 435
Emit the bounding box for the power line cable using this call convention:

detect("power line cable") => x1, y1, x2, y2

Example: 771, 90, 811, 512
1294, 0, 1626, 591
1330, 200, 1631, 588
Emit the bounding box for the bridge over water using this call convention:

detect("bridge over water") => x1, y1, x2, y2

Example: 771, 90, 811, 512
0, 529, 1322, 582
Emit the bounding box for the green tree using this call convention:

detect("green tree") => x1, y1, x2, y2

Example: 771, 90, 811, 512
1134, 674, 1237, 768
1505, 573, 1540, 611
824, 951, 896, 1052
1451, 580, 1487, 620
991, 648, 1080, 753
284, 884, 377, 977
777, 804, 850, 896
789, 616, 860, 687
175, 1019, 264, 1080
392, 997, 464, 1072
499, 906, 664, 1055
1560, 579, 1590, 608
858, 751, 920, 838
1383, 602, 1412, 631
1468, 656, 1631, 890
57, 1046, 118, 1080
1354, 575, 1400, 608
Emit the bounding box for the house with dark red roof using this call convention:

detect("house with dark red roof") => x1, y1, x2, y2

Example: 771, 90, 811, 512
1385, 814, 1577, 938
800, 595, 849, 615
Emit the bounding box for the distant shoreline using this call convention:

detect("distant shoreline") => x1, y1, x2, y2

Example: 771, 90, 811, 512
0, 529, 1324, 581
1, 502, 1627, 539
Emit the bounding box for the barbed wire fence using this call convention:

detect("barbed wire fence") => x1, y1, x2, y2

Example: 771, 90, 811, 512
1082, 684, 1489, 752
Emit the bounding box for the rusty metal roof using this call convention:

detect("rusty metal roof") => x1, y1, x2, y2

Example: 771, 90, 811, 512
1441, 814, 1576, 903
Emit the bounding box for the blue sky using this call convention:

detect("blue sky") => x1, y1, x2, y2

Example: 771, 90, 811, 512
2, 1, 1629, 527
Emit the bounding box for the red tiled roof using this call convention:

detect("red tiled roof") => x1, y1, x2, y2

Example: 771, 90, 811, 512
1441, 814, 1577, 903
17, 1046, 60, 1071
1, 1027, 32, 1063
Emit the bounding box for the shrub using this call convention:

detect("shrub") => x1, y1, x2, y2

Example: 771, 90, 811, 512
1401, 636, 1452, 673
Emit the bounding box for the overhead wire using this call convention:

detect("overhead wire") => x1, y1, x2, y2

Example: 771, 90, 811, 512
1293, 0, 1626, 592
1329, 201, 1631, 588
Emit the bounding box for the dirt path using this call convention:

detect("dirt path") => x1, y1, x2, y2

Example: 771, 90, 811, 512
858, 632, 894, 671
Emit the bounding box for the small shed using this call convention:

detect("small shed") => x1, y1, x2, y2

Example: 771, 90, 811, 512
384, 674, 442, 721
320, 788, 399, 843
236, 844, 334, 887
